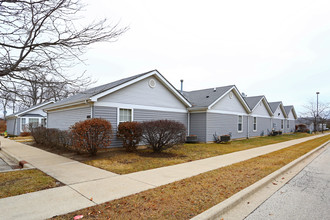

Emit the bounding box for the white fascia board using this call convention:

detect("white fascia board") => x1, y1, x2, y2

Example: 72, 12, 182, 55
188, 107, 208, 112
153, 72, 192, 107
95, 101, 188, 113
90, 71, 157, 102
43, 100, 88, 112
251, 97, 274, 117
16, 101, 54, 116
208, 86, 251, 113
291, 107, 298, 119
90, 70, 192, 108
279, 103, 288, 118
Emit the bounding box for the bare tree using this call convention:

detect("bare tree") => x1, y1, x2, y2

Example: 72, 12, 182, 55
0, 0, 128, 112
0, 0, 127, 79
0, 73, 90, 109
302, 101, 330, 133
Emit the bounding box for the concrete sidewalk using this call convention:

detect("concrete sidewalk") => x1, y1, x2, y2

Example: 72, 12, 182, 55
0, 134, 327, 219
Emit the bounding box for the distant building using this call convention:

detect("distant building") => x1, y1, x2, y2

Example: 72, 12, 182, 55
6, 102, 53, 136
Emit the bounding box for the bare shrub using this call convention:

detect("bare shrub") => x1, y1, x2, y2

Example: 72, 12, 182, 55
141, 120, 186, 152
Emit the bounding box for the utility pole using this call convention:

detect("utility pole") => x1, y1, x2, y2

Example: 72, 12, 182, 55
316, 92, 320, 132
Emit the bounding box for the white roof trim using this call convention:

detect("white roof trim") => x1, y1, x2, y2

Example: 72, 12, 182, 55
90, 70, 192, 107
13, 101, 54, 117
273, 102, 288, 118
251, 96, 274, 116
208, 86, 251, 113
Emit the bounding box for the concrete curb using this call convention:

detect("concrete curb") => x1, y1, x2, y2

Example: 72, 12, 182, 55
0, 144, 35, 169
191, 140, 330, 220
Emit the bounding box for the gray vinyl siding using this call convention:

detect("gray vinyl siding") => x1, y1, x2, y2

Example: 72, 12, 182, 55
207, 113, 248, 142
94, 107, 188, 148
93, 106, 120, 147
189, 113, 207, 142
47, 106, 91, 130
272, 118, 283, 131
6, 118, 20, 136
134, 109, 188, 126
248, 117, 272, 137
287, 120, 296, 133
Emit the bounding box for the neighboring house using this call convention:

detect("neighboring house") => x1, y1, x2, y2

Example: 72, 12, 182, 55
284, 105, 298, 132
182, 85, 252, 142
44, 70, 192, 146
243, 96, 274, 137
269, 101, 287, 132
5, 101, 54, 136
44, 70, 298, 145
296, 117, 327, 132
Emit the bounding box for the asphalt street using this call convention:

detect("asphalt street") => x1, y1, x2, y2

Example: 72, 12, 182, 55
246, 145, 330, 220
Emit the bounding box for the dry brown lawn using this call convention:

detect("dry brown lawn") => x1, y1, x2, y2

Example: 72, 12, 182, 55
85, 133, 313, 174
53, 134, 330, 220
0, 169, 61, 199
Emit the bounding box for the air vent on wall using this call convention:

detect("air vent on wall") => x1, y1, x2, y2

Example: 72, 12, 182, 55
149, 79, 156, 88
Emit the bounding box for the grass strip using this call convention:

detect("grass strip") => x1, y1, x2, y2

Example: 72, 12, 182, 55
86, 133, 313, 174
53, 134, 330, 220
0, 169, 60, 199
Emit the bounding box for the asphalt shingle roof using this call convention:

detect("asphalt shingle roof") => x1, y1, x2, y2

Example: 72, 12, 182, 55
44, 71, 151, 109
6, 101, 53, 118
284, 105, 293, 116
243, 96, 264, 110
269, 101, 282, 113
182, 85, 234, 108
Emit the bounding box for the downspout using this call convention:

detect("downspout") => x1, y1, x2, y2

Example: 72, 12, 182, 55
187, 111, 190, 136
13, 117, 17, 135
247, 115, 250, 139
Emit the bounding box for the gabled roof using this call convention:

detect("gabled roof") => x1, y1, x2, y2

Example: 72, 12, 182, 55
243, 95, 273, 116
6, 101, 54, 119
243, 96, 264, 110
269, 101, 288, 118
183, 85, 251, 113
284, 105, 298, 119
182, 85, 233, 108
44, 70, 192, 111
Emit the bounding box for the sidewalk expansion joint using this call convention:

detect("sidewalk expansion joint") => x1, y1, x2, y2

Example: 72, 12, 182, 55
67, 185, 98, 205
124, 175, 158, 188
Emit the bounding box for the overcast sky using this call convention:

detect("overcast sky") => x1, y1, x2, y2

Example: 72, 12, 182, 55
73, 0, 330, 115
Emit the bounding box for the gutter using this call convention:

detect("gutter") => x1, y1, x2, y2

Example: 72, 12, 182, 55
43, 100, 89, 112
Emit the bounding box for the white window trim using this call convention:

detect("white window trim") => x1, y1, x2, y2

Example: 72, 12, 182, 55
20, 117, 42, 132
253, 117, 257, 132
117, 108, 134, 125
237, 115, 243, 133
287, 120, 290, 129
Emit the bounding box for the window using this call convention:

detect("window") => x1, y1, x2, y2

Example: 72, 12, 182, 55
287, 120, 289, 129
21, 118, 27, 132
29, 118, 39, 129
21, 117, 40, 132
253, 117, 257, 131
238, 115, 243, 132
281, 120, 284, 129
119, 108, 132, 123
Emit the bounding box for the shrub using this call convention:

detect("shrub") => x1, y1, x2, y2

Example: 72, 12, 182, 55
31, 127, 72, 149
117, 121, 142, 152
140, 120, 186, 152
20, 132, 31, 137
0, 120, 6, 132
70, 118, 112, 156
